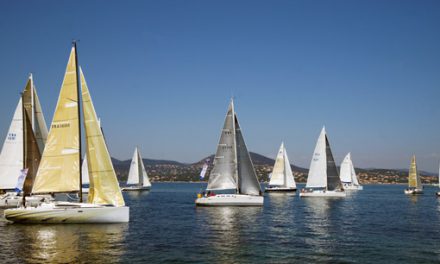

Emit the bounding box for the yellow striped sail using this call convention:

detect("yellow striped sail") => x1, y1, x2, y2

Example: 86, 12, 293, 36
32, 47, 80, 194
408, 155, 421, 189
80, 68, 125, 206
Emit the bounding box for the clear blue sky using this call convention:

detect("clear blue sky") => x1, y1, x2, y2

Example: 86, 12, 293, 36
0, 0, 439, 172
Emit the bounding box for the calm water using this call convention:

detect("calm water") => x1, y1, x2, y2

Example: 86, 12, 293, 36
1, 183, 440, 263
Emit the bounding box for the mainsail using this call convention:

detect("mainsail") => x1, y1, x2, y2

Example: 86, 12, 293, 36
22, 75, 48, 153
206, 101, 237, 191
306, 127, 342, 191
269, 143, 286, 186
340, 153, 353, 184
22, 110, 41, 196
32, 47, 80, 194
127, 147, 151, 187
0, 99, 23, 189
235, 116, 261, 195
81, 68, 125, 206
408, 155, 422, 189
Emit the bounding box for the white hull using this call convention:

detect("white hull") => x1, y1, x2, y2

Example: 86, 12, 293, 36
195, 194, 263, 206
0, 193, 52, 209
299, 190, 346, 197
343, 184, 363, 191
265, 186, 297, 192
4, 202, 129, 223
404, 189, 423, 195
121, 186, 151, 191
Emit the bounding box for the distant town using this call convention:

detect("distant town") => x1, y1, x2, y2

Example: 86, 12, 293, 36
113, 152, 439, 185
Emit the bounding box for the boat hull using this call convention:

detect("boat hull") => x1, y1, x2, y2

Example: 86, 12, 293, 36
4, 202, 129, 223
299, 190, 346, 197
195, 194, 263, 206
404, 189, 423, 195
265, 187, 297, 192
121, 186, 151, 191
436, 192, 440, 197
343, 185, 363, 191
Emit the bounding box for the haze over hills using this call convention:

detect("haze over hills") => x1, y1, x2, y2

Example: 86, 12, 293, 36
112, 152, 439, 184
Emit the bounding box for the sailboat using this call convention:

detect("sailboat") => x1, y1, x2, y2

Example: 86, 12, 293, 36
339, 153, 363, 190
195, 100, 263, 206
300, 127, 346, 197
404, 155, 423, 195
0, 75, 51, 208
4, 43, 128, 223
265, 142, 296, 192
121, 147, 151, 191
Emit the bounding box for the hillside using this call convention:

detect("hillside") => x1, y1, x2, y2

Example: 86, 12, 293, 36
113, 153, 438, 184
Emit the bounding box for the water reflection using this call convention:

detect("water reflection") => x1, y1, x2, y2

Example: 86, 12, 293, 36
1, 223, 127, 263
125, 190, 151, 199
197, 206, 261, 262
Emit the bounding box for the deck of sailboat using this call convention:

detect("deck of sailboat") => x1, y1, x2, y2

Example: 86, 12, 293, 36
121, 186, 151, 191
4, 202, 129, 223
195, 194, 263, 206
265, 186, 297, 192
299, 190, 346, 197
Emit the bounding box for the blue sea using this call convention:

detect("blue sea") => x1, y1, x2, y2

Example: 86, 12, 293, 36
1, 183, 440, 263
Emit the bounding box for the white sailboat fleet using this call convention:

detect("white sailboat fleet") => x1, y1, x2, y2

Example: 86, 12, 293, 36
4, 43, 128, 223
196, 100, 263, 206
300, 127, 346, 197
121, 147, 151, 191
265, 142, 297, 192
0, 75, 52, 208
404, 155, 423, 195
339, 153, 363, 190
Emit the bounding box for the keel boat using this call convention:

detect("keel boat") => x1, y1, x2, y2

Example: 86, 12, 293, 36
196, 100, 263, 206
265, 142, 296, 192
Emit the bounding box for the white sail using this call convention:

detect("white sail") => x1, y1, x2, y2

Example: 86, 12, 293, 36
29, 75, 48, 153
82, 155, 89, 185
137, 150, 151, 187
206, 101, 238, 191
283, 144, 296, 189
340, 153, 352, 183
235, 115, 261, 195
269, 143, 286, 186
269, 142, 296, 188
306, 127, 327, 188
351, 160, 360, 186
126, 148, 139, 185
0, 99, 24, 189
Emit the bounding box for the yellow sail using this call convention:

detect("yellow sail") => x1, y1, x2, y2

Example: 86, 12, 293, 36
408, 155, 421, 188
80, 68, 125, 206
32, 47, 80, 194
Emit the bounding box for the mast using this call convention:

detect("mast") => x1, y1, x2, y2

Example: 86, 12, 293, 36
73, 41, 83, 202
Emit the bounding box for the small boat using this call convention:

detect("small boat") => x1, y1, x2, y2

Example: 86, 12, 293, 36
196, 100, 263, 206
265, 142, 296, 192
404, 155, 423, 195
0, 75, 51, 208
300, 127, 346, 198
5, 43, 128, 223
340, 153, 363, 191
121, 147, 151, 191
